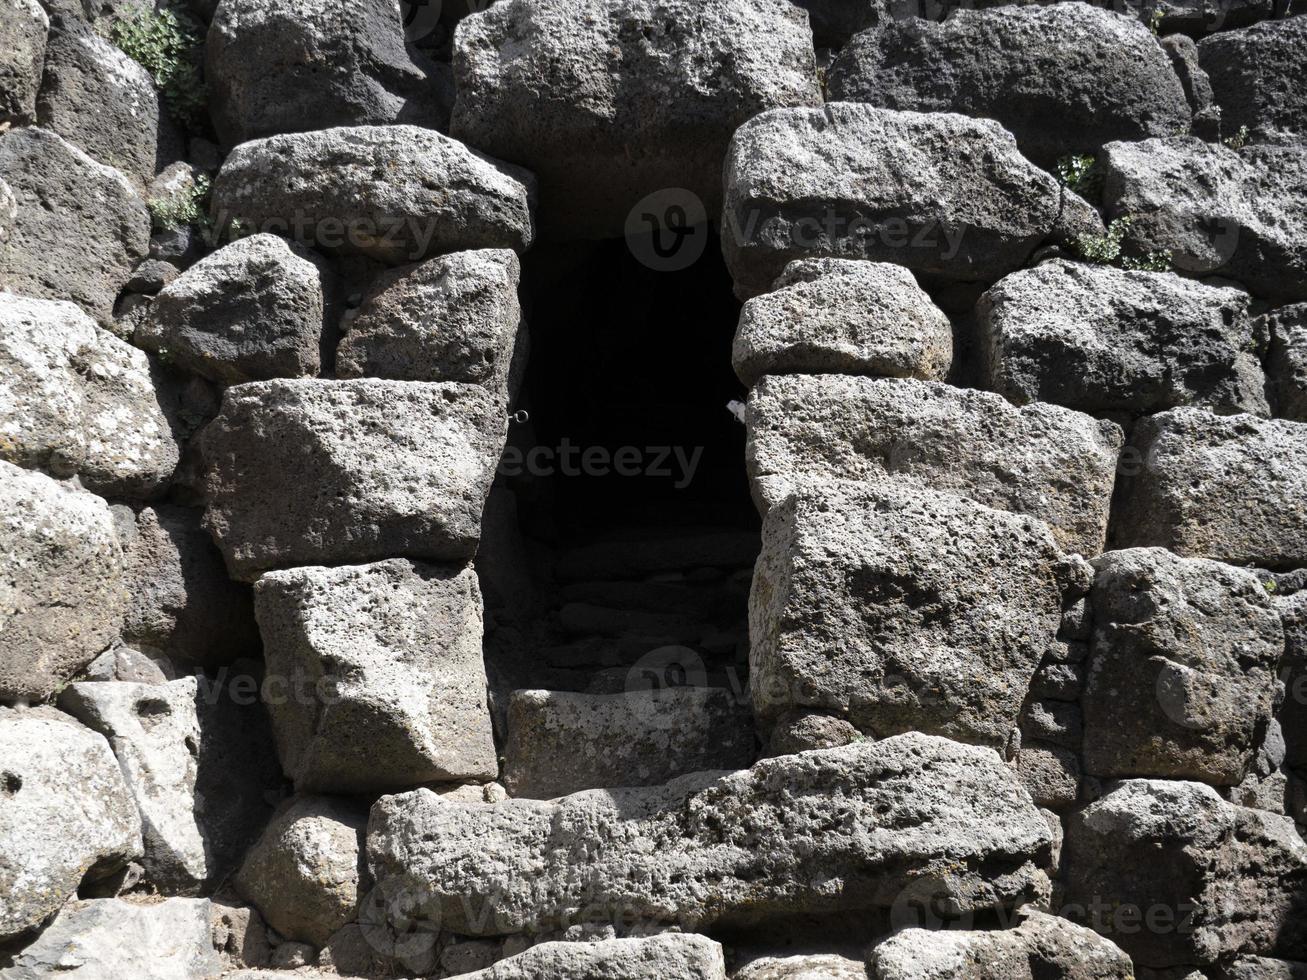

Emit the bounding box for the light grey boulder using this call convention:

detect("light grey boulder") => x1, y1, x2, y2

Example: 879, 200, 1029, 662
367, 732, 1053, 937
0, 707, 142, 942
1199, 17, 1307, 148
1083, 548, 1284, 787
0, 294, 178, 497
451, 0, 820, 240
1015, 744, 1081, 811
113, 504, 260, 668
1160, 34, 1221, 140
750, 479, 1066, 746
745, 374, 1122, 556
1149, 0, 1273, 34
209, 125, 536, 264
336, 248, 525, 403
978, 259, 1269, 417
502, 688, 754, 799
0, 461, 124, 702
35, 15, 165, 190
766, 710, 861, 756
253, 559, 497, 792
0, 0, 48, 126
732, 258, 953, 388
82, 645, 170, 684
451, 935, 727, 979
201, 379, 505, 580
206, 0, 449, 149
0, 897, 222, 979
1266, 303, 1307, 421
58, 676, 281, 894
1063, 779, 1307, 967
867, 909, 1134, 979
1225, 958, 1307, 980
0, 127, 149, 323
233, 795, 367, 948
1114, 408, 1307, 569
1101, 136, 1307, 302
137, 234, 334, 386
721, 104, 1099, 299
827, 5, 1190, 168
734, 952, 867, 979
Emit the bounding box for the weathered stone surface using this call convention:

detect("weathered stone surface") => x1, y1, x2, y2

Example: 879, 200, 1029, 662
1225, 958, 1307, 980
207, 0, 448, 149
766, 710, 861, 756
503, 688, 754, 799
234, 795, 367, 947
137, 234, 334, 386
1267, 303, 1307, 422
201, 380, 504, 580
59, 676, 281, 894
368, 733, 1053, 937
1015, 744, 1080, 811
0, 461, 124, 702
1101, 137, 1307, 302
732, 258, 952, 387
453, 935, 727, 979
337, 248, 524, 402
979, 259, 1267, 416
1063, 779, 1307, 967
868, 909, 1134, 979
0, 897, 222, 978
36, 15, 164, 189
0, 294, 178, 497
254, 559, 497, 792
722, 103, 1098, 299
210, 126, 535, 264
1083, 548, 1283, 787
113, 504, 260, 667
750, 479, 1065, 745
735, 952, 866, 979
210, 897, 272, 972
1113, 409, 1307, 569
1279, 588, 1307, 771
746, 374, 1122, 556
1160, 34, 1220, 140
0, 127, 149, 322
0, 0, 48, 126
451, 0, 820, 240
1199, 17, 1307, 147
0, 707, 141, 942
827, 5, 1190, 167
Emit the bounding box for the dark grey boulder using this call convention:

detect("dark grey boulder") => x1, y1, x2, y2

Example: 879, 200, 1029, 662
0, 0, 48, 126
206, 0, 450, 148
451, 0, 821, 240
1267, 303, 1307, 421
1199, 17, 1307, 147
827, 5, 1191, 167
978, 259, 1268, 417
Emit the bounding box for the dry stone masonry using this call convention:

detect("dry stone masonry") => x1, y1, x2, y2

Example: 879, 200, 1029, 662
2, 0, 1307, 976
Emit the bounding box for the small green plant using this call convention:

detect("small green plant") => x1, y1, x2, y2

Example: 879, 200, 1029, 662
1224, 125, 1250, 150
1264, 578, 1279, 593
148, 173, 211, 232
1148, 6, 1165, 34
112, 4, 206, 131
1073, 216, 1173, 272
1055, 153, 1102, 202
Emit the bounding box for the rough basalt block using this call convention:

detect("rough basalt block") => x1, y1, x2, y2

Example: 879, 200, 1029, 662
0, 707, 142, 942
367, 732, 1053, 937
1199, 18, 1307, 148
827, 4, 1190, 167
749, 480, 1066, 746
454, 935, 727, 980
210, 126, 535, 264
253, 559, 497, 792
0, 461, 125, 702
1083, 548, 1284, 787
451, 0, 820, 240
721, 104, 1098, 299
503, 688, 755, 799
732, 258, 953, 388
1114, 408, 1307, 570
978, 259, 1268, 417
0, 0, 47, 127
0, 293, 179, 498
201, 379, 505, 580
1267, 303, 1307, 422
746, 374, 1122, 556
